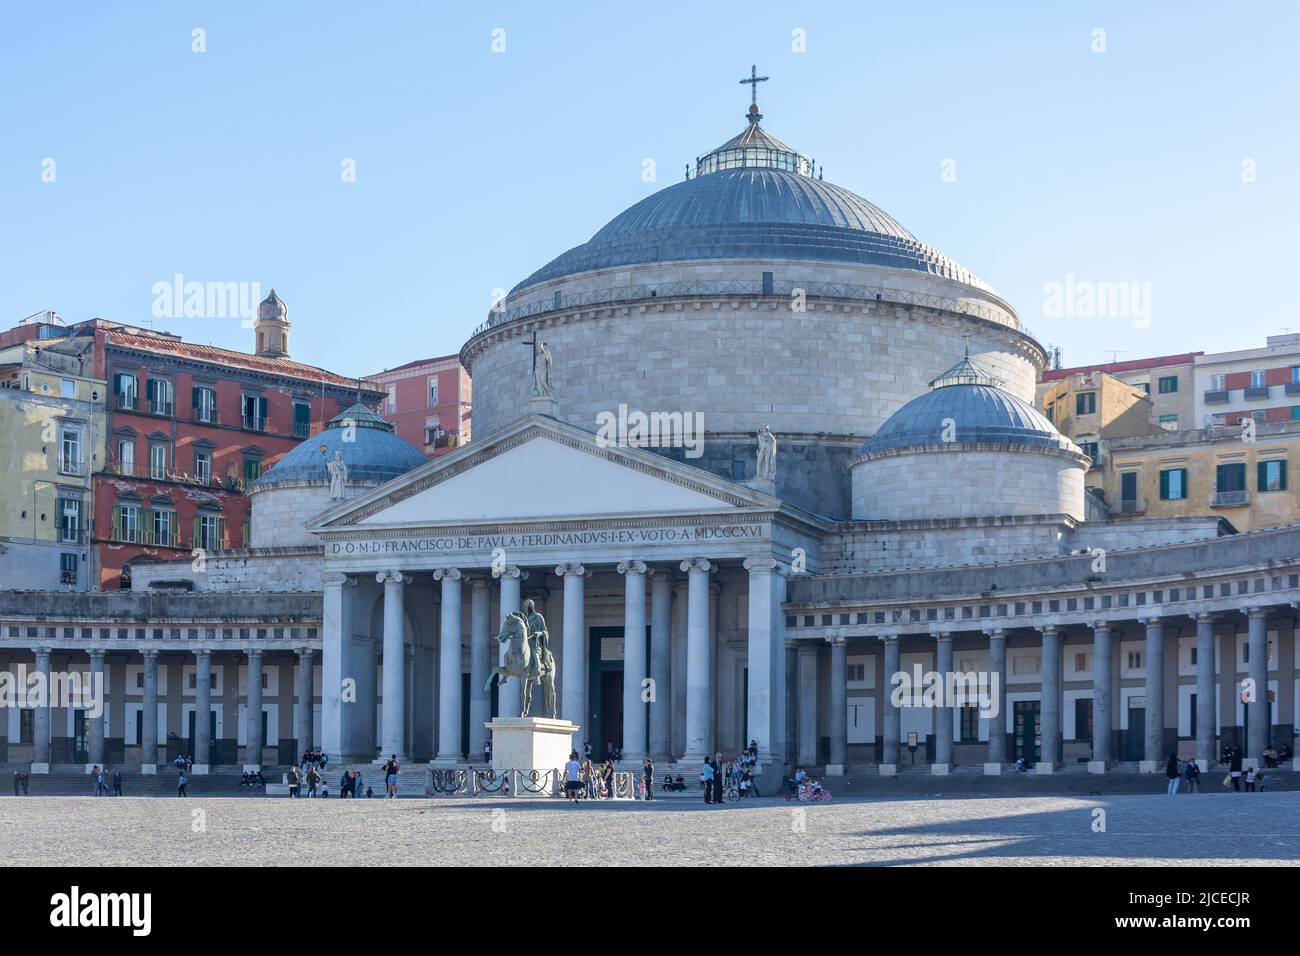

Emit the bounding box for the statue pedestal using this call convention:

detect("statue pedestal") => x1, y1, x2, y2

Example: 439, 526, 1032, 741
743, 477, 775, 496
486, 717, 579, 789
529, 394, 558, 418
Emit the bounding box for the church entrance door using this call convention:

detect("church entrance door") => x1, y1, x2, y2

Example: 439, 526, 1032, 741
588, 626, 624, 761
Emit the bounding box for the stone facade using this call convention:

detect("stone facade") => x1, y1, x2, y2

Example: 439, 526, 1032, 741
851, 446, 1086, 522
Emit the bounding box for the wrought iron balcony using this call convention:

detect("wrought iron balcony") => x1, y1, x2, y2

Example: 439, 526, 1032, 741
1210, 490, 1249, 508
1244, 385, 1270, 401
1203, 389, 1229, 404
1119, 498, 1145, 515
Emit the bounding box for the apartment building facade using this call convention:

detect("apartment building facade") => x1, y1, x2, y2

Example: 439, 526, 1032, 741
364, 354, 471, 458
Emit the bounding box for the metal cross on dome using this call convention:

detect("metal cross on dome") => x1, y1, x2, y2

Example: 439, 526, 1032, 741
739, 64, 768, 108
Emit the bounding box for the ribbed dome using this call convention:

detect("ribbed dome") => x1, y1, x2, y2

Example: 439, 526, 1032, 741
857, 381, 1080, 457
512, 165, 987, 293
251, 404, 426, 489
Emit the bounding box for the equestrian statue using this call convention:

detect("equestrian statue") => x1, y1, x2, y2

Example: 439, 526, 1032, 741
484, 598, 557, 718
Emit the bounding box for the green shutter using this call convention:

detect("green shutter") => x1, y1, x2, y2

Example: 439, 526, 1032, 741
112, 505, 122, 541
1258, 461, 1268, 492
217, 516, 227, 549
1159, 470, 1169, 500
1280, 460, 1289, 491
258, 396, 268, 423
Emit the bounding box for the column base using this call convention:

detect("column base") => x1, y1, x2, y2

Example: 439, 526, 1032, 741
1087, 760, 1107, 774
878, 763, 898, 776
1138, 760, 1159, 774
930, 763, 951, 776
1034, 762, 1055, 774
430, 755, 463, 767
825, 763, 844, 776
192, 764, 210, 775
30, 763, 50, 775
242, 763, 262, 773
678, 751, 710, 769
140, 764, 157, 775
982, 762, 1002, 775
529, 395, 559, 417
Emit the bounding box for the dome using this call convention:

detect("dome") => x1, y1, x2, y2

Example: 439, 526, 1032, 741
258, 289, 288, 322
855, 358, 1081, 458
511, 121, 988, 294
250, 403, 426, 489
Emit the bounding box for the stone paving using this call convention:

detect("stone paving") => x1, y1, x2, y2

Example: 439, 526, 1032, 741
1, 792, 1296, 867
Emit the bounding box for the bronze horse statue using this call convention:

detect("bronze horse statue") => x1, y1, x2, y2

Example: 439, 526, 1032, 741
485, 609, 556, 718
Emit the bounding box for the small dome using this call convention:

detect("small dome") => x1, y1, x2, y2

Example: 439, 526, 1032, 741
251, 403, 425, 489
856, 358, 1081, 458
258, 289, 288, 322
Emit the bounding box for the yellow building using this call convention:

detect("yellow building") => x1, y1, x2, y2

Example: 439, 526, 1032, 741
0, 337, 105, 589
1036, 369, 1159, 493
1101, 420, 1299, 531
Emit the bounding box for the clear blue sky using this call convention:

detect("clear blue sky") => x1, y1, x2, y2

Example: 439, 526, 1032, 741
2, 1, 1296, 376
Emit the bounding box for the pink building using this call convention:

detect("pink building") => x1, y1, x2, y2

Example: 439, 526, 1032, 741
365, 355, 471, 458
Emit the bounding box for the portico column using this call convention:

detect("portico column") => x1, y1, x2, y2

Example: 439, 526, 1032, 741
1195, 613, 1217, 765
376, 569, 406, 760
555, 564, 588, 727
797, 643, 818, 766
934, 632, 954, 769
494, 566, 526, 718
648, 569, 672, 761
244, 649, 263, 771
88, 649, 106, 769
321, 572, 356, 760
32, 649, 52, 772
434, 568, 463, 764
194, 649, 212, 773
294, 647, 313, 759
468, 576, 492, 756
985, 629, 1007, 765
618, 560, 649, 762
827, 638, 847, 775
743, 557, 777, 766
679, 558, 713, 764
140, 649, 158, 774
1091, 623, 1113, 767
1142, 617, 1165, 765
1040, 625, 1062, 768
882, 635, 901, 767
1246, 607, 1269, 758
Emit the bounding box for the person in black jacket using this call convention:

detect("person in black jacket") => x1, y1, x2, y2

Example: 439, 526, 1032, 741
1165, 753, 1181, 795
1229, 745, 1243, 791
709, 754, 724, 803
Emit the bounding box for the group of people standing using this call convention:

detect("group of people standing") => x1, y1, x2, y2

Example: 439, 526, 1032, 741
562, 752, 628, 802
89, 766, 123, 797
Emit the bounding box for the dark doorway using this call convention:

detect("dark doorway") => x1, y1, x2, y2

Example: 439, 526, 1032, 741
73, 710, 88, 764
1013, 700, 1040, 763
588, 626, 624, 761
1126, 705, 1145, 761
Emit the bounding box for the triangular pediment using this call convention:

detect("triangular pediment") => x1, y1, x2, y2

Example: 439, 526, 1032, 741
311, 415, 775, 531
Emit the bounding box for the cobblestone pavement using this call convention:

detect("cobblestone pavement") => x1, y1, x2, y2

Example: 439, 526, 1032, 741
1, 792, 1296, 866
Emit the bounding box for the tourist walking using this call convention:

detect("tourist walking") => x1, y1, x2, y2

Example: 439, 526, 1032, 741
642, 757, 655, 801
710, 753, 724, 804
483, 738, 492, 766
1165, 753, 1181, 795
288, 766, 301, 798
1228, 745, 1243, 792
700, 758, 714, 804
177, 770, 188, 797
384, 755, 400, 798
12, 770, 21, 797
1183, 759, 1200, 793
93, 765, 108, 797
1245, 766, 1258, 793
112, 769, 122, 796
564, 751, 583, 804
306, 766, 320, 797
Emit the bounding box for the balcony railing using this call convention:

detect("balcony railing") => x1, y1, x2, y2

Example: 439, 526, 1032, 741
1286, 382, 1300, 396
293, 421, 310, 438
1210, 490, 1250, 508
242, 413, 266, 431
58, 456, 84, 476
1244, 385, 1270, 401
193, 408, 219, 424
1203, 389, 1229, 404
1119, 498, 1145, 515
59, 570, 77, 585
110, 526, 182, 547
115, 393, 138, 410
57, 527, 85, 545
150, 401, 175, 416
